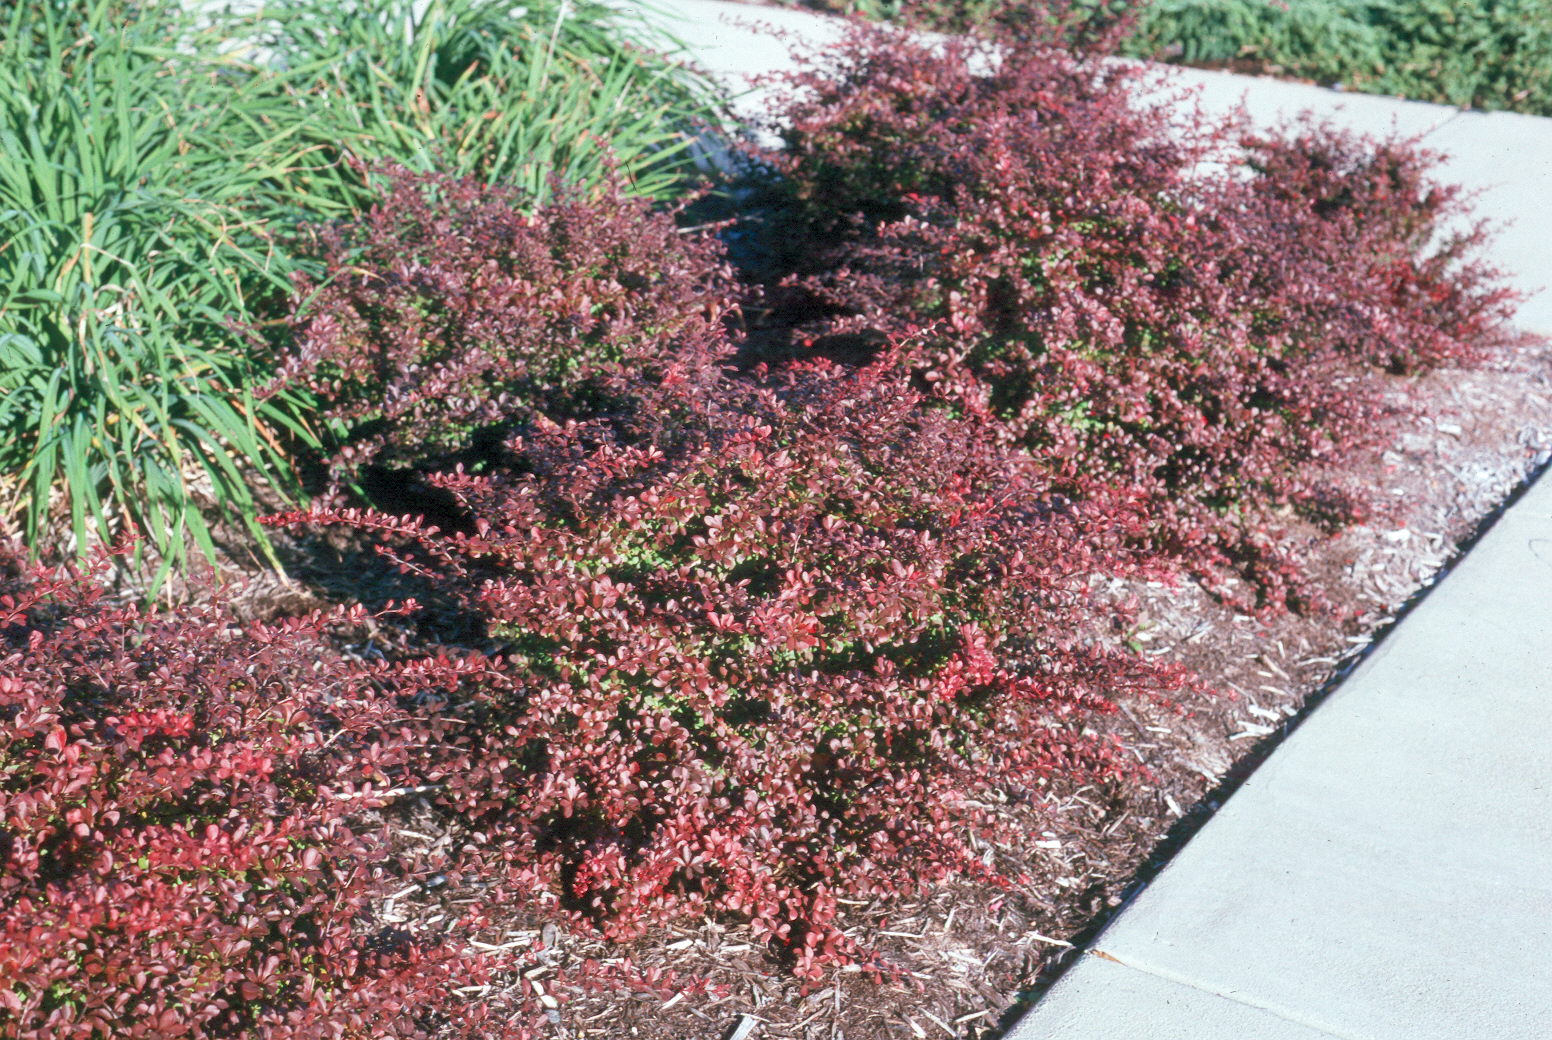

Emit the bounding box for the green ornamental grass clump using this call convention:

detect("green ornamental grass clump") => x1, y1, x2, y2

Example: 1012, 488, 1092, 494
0, 0, 721, 589
247, 0, 726, 211
0, 0, 313, 584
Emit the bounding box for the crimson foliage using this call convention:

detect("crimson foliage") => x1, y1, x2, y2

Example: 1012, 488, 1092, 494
277, 170, 735, 482
745, 27, 1518, 610
281, 360, 1182, 977
11, 24, 1513, 1014
0, 547, 527, 1040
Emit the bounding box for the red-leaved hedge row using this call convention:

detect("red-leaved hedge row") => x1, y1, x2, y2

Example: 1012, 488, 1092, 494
741, 26, 1518, 610
265, 166, 1194, 974
279, 356, 1185, 978
0, 19, 1522, 1034
274, 172, 735, 484
0, 546, 547, 1040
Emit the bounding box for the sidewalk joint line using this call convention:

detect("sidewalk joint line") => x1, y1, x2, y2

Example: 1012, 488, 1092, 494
1421, 106, 1470, 140
1088, 950, 1367, 1040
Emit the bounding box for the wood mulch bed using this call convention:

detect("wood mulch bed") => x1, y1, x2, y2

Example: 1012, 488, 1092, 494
540, 348, 1552, 1040
242, 331, 1551, 1040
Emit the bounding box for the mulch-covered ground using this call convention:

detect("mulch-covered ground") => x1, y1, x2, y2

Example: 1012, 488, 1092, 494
189, 13, 1552, 1023
247, 333, 1550, 1040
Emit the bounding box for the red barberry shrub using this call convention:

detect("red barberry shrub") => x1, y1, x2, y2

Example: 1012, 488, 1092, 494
276, 168, 735, 483
0, 545, 530, 1040
1232, 121, 1518, 376
742, 27, 1518, 611
280, 360, 1186, 978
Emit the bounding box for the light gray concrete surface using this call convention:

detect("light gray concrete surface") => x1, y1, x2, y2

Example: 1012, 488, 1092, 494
1050, 469, 1552, 1039
1011, 478, 1552, 1040
643, 0, 850, 128
1422, 109, 1552, 335
645, 4, 1552, 1037
1007, 953, 1340, 1040
1159, 64, 1461, 140
650, 0, 850, 79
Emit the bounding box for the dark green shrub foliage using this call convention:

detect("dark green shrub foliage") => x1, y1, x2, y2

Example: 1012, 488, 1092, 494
1124, 0, 1389, 79
743, 26, 1517, 610
1124, 0, 1552, 115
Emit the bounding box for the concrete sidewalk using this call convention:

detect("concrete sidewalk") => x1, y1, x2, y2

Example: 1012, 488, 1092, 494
646, 3, 1552, 1038
1007, 470, 1552, 1040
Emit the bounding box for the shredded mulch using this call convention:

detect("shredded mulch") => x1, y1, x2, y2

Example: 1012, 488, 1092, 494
443, 338, 1552, 1040
244, 335, 1548, 1040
